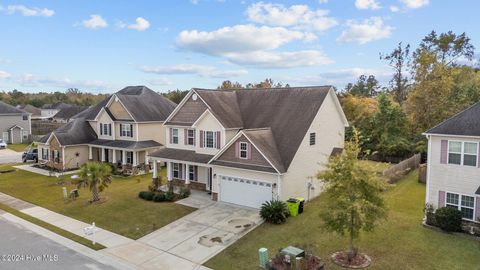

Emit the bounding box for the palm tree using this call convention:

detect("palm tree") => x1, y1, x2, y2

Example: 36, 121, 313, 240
76, 162, 112, 202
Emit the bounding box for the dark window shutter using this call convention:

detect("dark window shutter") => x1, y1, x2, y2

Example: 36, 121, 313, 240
193, 129, 196, 146
130, 124, 133, 137
235, 142, 239, 158
440, 140, 448, 164
438, 190, 445, 208
184, 129, 188, 145
200, 130, 204, 148
194, 166, 198, 181
216, 131, 221, 149
109, 124, 112, 136
179, 164, 183, 180
100, 123, 103, 135
247, 143, 252, 159
169, 128, 173, 144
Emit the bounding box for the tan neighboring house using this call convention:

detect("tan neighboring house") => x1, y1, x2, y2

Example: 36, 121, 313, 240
37, 86, 176, 171
0, 101, 32, 144
424, 102, 480, 225
148, 86, 348, 208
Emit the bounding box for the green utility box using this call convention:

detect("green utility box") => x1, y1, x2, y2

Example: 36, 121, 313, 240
296, 197, 305, 214
258, 247, 268, 268
287, 198, 300, 217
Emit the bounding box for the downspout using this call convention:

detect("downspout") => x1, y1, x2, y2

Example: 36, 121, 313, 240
62, 146, 65, 171
425, 134, 432, 205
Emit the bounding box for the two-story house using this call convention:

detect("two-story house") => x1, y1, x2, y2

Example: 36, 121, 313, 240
148, 86, 348, 208
37, 86, 176, 171
424, 102, 480, 224
0, 100, 32, 144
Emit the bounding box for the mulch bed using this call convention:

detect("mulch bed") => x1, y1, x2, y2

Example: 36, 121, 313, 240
331, 251, 371, 269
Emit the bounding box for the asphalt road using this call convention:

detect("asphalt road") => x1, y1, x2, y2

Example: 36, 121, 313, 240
0, 149, 22, 164
0, 217, 116, 270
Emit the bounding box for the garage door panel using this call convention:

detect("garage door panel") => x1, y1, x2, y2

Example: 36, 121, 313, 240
219, 175, 272, 209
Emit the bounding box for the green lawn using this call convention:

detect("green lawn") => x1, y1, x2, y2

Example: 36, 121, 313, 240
7, 143, 32, 152
205, 170, 480, 270
0, 164, 195, 239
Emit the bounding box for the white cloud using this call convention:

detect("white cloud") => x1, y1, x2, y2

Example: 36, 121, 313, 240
146, 77, 173, 86
0, 70, 11, 79
318, 0, 328, 4
82, 15, 108, 29
389, 5, 400, 12
246, 2, 337, 31
177, 24, 315, 56
355, 0, 381, 10
226, 50, 332, 69
118, 17, 150, 31
337, 17, 393, 44
401, 0, 429, 9
141, 64, 248, 78
2, 5, 54, 17
16, 74, 111, 90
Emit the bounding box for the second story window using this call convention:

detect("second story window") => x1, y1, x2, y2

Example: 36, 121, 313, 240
309, 132, 316, 146
448, 141, 477, 166
22, 115, 28, 120
171, 128, 179, 144
187, 129, 195, 145
239, 142, 248, 159
120, 124, 133, 137
205, 131, 214, 148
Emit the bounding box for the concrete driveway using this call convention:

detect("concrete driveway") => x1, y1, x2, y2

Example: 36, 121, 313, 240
0, 149, 22, 164
103, 202, 262, 269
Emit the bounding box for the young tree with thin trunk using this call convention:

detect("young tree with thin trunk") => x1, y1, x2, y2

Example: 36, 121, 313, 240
380, 42, 411, 104
317, 130, 387, 262
76, 162, 112, 202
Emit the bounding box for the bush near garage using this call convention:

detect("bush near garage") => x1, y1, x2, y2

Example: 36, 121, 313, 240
260, 200, 290, 224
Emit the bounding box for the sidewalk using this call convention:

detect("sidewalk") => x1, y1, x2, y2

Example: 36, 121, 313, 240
13, 164, 79, 176
0, 192, 132, 248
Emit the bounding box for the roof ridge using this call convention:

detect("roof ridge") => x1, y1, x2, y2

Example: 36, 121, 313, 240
426, 101, 480, 133
193, 85, 333, 92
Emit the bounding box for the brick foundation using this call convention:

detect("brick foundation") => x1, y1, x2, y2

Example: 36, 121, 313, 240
170, 179, 207, 191
211, 192, 218, 201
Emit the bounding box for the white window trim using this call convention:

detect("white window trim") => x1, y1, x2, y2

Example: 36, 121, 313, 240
187, 129, 195, 146
171, 128, 179, 144
445, 191, 476, 221
120, 123, 132, 137
447, 140, 478, 167
239, 141, 248, 159
188, 165, 196, 181
173, 163, 180, 178
204, 131, 216, 149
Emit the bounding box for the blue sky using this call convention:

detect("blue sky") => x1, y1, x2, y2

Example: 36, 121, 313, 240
0, 0, 478, 93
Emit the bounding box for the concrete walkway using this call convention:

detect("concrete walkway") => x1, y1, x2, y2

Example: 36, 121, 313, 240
13, 164, 79, 176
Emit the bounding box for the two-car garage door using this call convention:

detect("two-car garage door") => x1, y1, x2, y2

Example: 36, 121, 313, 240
219, 175, 272, 209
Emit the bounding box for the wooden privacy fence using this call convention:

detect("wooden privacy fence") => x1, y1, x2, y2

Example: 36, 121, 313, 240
382, 153, 421, 183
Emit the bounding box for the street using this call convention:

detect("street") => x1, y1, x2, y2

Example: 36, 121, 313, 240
0, 149, 22, 164
0, 217, 115, 270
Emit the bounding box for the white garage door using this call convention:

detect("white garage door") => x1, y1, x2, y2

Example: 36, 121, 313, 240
219, 175, 272, 209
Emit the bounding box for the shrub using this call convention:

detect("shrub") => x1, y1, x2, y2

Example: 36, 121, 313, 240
164, 191, 175, 202
424, 203, 436, 226
138, 191, 155, 201
260, 200, 290, 224
179, 188, 191, 199
153, 193, 166, 202
435, 207, 463, 232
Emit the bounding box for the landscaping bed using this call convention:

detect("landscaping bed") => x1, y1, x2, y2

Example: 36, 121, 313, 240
204, 167, 480, 270
0, 164, 195, 239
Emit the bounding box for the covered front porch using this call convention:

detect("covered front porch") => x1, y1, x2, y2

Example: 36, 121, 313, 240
148, 148, 214, 193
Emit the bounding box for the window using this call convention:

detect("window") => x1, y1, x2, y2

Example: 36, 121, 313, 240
53, 150, 59, 163
188, 165, 196, 181
172, 129, 179, 144
22, 115, 28, 121
187, 129, 195, 145
120, 124, 132, 137
309, 132, 316, 146
126, 151, 133, 164
446, 192, 475, 220
205, 131, 214, 148
22, 131, 28, 139
103, 123, 109, 136
448, 141, 478, 166
173, 163, 180, 178
239, 142, 248, 159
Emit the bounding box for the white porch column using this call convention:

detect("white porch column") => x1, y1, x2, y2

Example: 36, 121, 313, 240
88, 146, 92, 160
122, 150, 127, 165
145, 151, 149, 164
101, 147, 105, 162
112, 149, 117, 164
132, 151, 137, 166
167, 162, 172, 181
152, 161, 158, 179
185, 164, 190, 184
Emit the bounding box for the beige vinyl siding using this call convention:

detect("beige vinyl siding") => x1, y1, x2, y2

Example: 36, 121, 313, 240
64, 145, 89, 169
280, 90, 345, 201
137, 122, 166, 145
194, 111, 224, 155
427, 135, 480, 209
108, 98, 133, 120
96, 109, 114, 140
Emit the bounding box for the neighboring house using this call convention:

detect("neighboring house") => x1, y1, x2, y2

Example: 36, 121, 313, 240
0, 101, 32, 144
148, 86, 348, 208
17, 104, 43, 120
37, 86, 176, 171
424, 102, 480, 224
40, 102, 72, 119
52, 105, 88, 123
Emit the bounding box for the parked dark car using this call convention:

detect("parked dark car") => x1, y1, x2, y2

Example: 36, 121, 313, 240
22, 149, 38, 162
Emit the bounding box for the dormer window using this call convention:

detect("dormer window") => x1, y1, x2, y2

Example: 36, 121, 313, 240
239, 142, 248, 159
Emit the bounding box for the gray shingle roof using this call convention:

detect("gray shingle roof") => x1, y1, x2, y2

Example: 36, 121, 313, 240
88, 139, 161, 149
41, 102, 72, 110
243, 128, 285, 173
53, 105, 88, 120
38, 118, 97, 145
0, 100, 26, 114
149, 148, 214, 164
195, 86, 332, 171
17, 104, 41, 116
210, 160, 278, 173
426, 102, 480, 137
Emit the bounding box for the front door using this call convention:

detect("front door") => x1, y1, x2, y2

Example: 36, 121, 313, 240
208, 168, 213, 193
104, 149, 109, 162
2, 132, 8, 143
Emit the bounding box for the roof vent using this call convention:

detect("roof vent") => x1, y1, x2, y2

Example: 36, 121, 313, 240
192, 93, 198, 101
